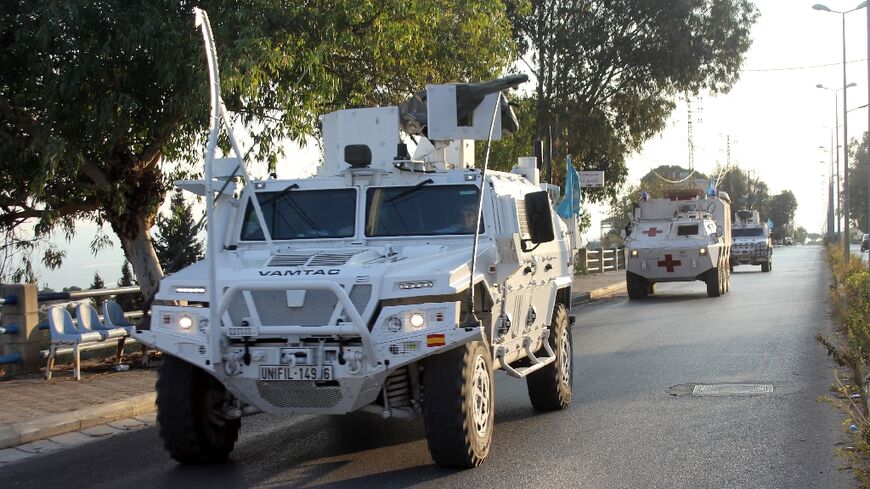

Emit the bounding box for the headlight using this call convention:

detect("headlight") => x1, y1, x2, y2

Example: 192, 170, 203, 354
699, 247, 707, 255
178, 315, 194, 330
409, 312, 426, 329
630, 249, 639, 257
174, 286, 206, 294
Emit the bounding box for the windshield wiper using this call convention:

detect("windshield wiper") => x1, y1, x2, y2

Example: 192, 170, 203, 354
385, 179, 434, 204
258, 183, 299, 207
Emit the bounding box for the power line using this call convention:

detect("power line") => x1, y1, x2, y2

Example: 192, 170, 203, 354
742, 58, 867, 72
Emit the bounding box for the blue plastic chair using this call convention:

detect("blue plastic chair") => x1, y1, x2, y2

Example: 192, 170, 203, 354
46, 307, 103, 380
76, 303, 129, 366
101, 301, 134, 332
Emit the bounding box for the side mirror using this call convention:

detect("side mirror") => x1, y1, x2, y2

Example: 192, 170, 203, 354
522, 191, 555, 251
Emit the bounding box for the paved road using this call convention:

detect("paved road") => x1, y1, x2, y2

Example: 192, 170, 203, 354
0, 246, 853, 488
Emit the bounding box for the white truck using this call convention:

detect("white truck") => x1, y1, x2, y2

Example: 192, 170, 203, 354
730, 209, 772, 272
133, 9, 580, 469
624, 191, 732, 299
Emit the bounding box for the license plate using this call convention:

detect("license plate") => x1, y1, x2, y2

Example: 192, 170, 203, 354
259, 365, 333, 381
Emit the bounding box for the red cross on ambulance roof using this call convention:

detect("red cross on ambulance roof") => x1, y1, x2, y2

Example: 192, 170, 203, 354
657, 254, 682, 272
643, 227, 661, 237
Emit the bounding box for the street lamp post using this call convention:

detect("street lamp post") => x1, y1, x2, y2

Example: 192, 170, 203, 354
819, 146, 835, 242
817, 82, 856, 241
814, 1, 867, 260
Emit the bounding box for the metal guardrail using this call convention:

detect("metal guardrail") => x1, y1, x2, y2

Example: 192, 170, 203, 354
583, 248, 625, 273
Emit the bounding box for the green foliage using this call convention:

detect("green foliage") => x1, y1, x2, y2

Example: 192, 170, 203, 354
506, 0, 758, 203
847, 132, 869, 232
795, 226, 808, 245
766, 191, 798, 241
0, 0, 516, 288
117, 260, 144, 311
154, 190, 204, 274
90, 271, 106, 308
717, 166, 770, 216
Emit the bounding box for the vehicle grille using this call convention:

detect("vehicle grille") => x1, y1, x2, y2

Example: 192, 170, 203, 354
348, 284, 372, 314
225, 285, 371, 328
227, 289, 338, 327
256, 381, 343, 408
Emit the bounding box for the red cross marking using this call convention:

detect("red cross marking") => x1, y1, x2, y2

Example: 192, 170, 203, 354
643, 227, 661, 237
657, 254, 682, 272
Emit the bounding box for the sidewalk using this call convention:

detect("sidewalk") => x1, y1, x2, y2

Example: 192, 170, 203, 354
0, 270, 625, 454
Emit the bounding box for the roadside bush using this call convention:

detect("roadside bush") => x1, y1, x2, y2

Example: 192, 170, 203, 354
817, 244, 870, 448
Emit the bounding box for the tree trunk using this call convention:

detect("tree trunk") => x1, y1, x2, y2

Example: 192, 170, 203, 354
115, 219, 164, 304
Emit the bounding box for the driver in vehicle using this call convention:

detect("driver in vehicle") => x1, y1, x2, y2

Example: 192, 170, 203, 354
460, 204, 478, 233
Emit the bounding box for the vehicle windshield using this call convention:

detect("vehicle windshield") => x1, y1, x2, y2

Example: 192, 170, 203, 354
732, 228, 764, 238
366, 184, 482, 236
676, 224, 699, 236
239, 189, 356, 240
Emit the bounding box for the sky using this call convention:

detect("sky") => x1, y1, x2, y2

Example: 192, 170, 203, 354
27, 0, 870, 290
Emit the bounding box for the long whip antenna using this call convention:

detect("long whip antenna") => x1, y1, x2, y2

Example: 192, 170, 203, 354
460, 93, 502, 329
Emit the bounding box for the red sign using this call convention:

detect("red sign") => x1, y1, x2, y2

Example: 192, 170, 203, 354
643, 227, 661, 237
657, 254, 682, 272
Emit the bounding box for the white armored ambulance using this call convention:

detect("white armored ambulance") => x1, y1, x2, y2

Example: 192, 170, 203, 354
133, 9, 580, 469
624, 191, 732, 299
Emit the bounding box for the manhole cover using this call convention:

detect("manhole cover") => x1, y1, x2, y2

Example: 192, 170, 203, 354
691, 383, 773, 396
667, 383, 775, 397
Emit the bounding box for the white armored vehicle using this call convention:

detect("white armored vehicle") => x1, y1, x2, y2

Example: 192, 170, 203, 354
134, 9, 580, 469
624, 191, 732, 299
730, 209, 772, 272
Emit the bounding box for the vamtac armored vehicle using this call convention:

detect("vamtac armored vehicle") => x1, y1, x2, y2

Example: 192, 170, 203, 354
730, 209, 772, 272
133, 9, 582, 469
624, 191, 732, 299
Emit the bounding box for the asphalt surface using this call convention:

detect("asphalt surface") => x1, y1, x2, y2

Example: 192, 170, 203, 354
0, 246, 854, 488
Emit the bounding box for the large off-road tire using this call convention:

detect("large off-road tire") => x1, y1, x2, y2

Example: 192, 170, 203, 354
761, 260, 770, 273
422, 341, 494, 468
156, 355, 240, 464
626, 271, 648, 300
705, 268, 721, 298
526, 304, 573, 411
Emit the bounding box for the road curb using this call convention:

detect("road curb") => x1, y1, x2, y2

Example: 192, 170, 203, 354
0, 392, 156, 449
571, 281, 626, 308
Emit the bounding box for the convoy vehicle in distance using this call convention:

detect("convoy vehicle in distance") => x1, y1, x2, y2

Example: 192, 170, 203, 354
624, 191, 732, 299
133, 8, 581, 469
730, 209, 772, 272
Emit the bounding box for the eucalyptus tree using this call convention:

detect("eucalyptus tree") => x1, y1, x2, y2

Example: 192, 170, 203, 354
503, 0, 758, 201
0, 0, 515, 295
